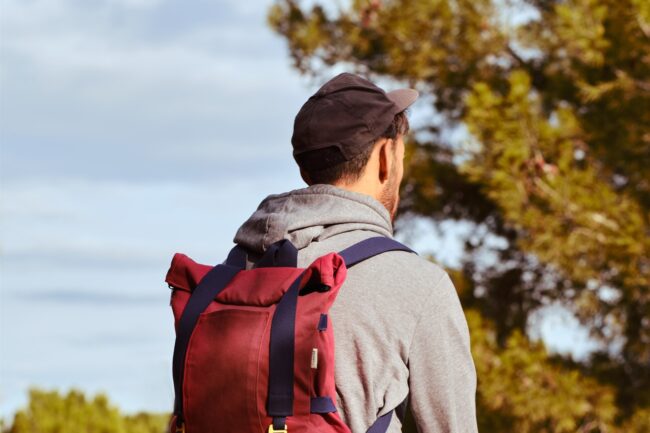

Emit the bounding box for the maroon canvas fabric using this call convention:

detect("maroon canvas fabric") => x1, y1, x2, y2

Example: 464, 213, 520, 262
165, 252, 351, 433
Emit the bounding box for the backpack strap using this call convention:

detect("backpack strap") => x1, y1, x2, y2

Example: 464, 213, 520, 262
226, 236, 415, 269
365, 395, 409, 433
338, 236, 416, 268
367, 411, 393, 433
342, 237, 415, 433
267, 271, 304, 430
395, 395, 409, 424
171, 264, 240, 429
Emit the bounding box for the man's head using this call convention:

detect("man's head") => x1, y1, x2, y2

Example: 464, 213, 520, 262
291, 73, 418, 222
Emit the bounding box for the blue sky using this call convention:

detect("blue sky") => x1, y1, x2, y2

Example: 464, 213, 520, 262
0, 0, 597, 418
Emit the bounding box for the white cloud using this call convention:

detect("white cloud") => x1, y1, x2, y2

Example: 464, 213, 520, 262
0, 0, 314, 181
0, 0, 303, 105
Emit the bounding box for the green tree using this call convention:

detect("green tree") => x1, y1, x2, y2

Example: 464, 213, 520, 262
267, 0, 649, 425
468, 307, 617, 433
5, 388, 169, 433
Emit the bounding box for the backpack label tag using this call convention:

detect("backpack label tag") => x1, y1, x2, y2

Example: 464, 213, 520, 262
311, 348, 318, 369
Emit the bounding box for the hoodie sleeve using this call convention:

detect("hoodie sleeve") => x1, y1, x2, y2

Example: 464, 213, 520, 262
407, 272, 478, 433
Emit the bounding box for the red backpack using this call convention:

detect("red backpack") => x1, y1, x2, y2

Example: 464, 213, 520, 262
165, 236, 415, 433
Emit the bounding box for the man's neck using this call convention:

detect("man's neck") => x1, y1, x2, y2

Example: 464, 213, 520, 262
331, 180, 378, 202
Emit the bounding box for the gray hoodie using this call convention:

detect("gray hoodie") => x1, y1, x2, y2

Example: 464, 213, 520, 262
234, 184, 478, 433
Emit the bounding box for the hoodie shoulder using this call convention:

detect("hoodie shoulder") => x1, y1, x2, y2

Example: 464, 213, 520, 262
358, 249, 455, 302
331, 238, 460, 322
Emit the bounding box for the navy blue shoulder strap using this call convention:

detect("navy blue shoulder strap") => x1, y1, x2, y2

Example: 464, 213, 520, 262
171, 264, 241, 427
339, 237, 415, 433
338, 236, 416, 268
225, 236, 415, 270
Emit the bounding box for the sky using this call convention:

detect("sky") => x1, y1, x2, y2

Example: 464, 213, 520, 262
0, 0, 598, 419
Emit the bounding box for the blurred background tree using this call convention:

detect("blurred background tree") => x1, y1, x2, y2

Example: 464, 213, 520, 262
2, 389, 168, 433
268, 0, 649, 431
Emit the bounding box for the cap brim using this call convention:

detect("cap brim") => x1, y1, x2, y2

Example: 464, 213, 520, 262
386, 88, 419, 112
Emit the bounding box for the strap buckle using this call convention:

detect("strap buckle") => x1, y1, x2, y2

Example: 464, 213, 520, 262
268, 424, 288, 433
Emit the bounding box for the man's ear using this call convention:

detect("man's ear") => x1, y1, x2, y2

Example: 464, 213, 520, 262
377, 138, 391, 184
299, 167, 312, 185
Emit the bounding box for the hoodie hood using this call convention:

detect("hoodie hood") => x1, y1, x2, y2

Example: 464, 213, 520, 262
233, 184, 393, 254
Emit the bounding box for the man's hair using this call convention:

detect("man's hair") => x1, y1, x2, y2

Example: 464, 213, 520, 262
300, 111, 410, 185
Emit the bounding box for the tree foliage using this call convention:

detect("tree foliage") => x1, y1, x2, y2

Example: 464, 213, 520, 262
404, 298, 650, 433
268, 0, 649, 425
469, 307, 616, 433
3, 389, 168, 433
455, 304, 649, 433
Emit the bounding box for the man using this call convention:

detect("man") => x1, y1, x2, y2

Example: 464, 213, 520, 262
233, 73, 478, 433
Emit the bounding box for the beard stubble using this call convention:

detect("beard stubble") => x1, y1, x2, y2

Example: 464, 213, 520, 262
379, 158, 400, 223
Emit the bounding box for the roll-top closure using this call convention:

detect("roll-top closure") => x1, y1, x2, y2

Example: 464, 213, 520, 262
165, 252, 347, 307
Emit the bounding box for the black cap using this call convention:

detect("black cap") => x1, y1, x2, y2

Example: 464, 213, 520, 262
291, 72, 419, 171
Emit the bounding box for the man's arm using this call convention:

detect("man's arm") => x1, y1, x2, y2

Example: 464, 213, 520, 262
407, 272, 478, 433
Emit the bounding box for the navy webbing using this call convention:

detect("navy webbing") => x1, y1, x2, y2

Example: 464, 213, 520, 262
338, 236, 415, 267
367, 411, 394, 433
342, 237, 414, 433
172, 264, 240, 426
310, 396, 337, 413
267, 275, 302, 417
264, 241, 299, 430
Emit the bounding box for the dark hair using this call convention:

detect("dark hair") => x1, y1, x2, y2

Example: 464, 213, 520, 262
300, 111, 410, 185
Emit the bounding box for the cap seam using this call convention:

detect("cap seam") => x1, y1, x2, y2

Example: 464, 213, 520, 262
335, 94, 384, 133
333, 97, 374, 132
